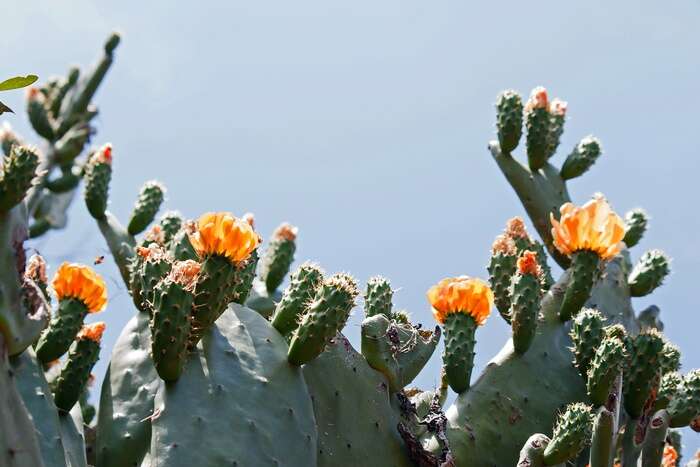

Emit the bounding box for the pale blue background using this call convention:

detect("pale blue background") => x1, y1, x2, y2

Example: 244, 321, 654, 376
4, 0, 699, 457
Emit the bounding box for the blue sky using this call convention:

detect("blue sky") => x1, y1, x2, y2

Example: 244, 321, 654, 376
4, 0, 699, 456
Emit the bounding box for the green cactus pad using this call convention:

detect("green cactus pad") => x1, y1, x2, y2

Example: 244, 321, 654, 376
127, 180, 165, 235
150, 278, 194, 382
560, 250, 600, 322
288, 273, 358, 365
517, 433, 550, 467
149, 304, 318, 467
0, 145, 39, 212
360, 313, 440, 392
622, 208, 648, 248
628, 249, 670, 297
623, 330, 665, 418
303, 335, 413, 467
271, 262, 324, 338
364, 275, 394, 318
442, 311, 477, 393
259, 226, 297, 293
496, 90, 523, 153
570, 308, 605, 379
84, 159, 111, 220
97, 313, 159, 467
586, 336, 627, 406
189, 254, 236, 347
655, 371, 682, 411
35, 298, 89, 364
11, 347, 85, 466
560, 136, 602, 180
53, 336, 101, 412
668, 370, 700, 427
487, 248, 517, 323
158, 211, 183, 246
542, 402, 593, 465
525, 106, 550, 170
510, 271, 542, 354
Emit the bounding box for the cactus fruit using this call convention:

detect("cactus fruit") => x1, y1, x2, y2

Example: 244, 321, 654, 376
259, 222, 298, 293
127, 180, 165, 235
229, 249, 259, 304
52, 322, 105, 412
0, 145, 39, 212
506, 216, 555, 290
364, 275, 394, 319
35, 263, 107, 364
570, 308, 605, 379
157, 210, 183, 246
510, 251, 543, 354
495, 89, 523, 153
287, 273, 359, 365
668, 370, 700, 427
546, 98, 567, 160
487, 233, 517, 323
26, 87, 55, 141
586, 335, 627, 406
628, 249, 671, 297
83, 144, 112, 220
428, 276, 492, 393
624, 329, 665, 418
271, 262, 324, 338
542, 402, 594, 465
150, 260, 199, 381
551, 196, 625, 321
133, 244, 172, 312
560, 136, 602, 180
589, 407, 614, 467
623, 208, 649, 248
524, 86, 552, 170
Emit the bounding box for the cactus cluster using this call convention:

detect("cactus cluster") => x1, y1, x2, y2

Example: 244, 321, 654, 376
1, 35, 699, 467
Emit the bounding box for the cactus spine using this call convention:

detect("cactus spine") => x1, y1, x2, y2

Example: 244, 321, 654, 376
542, 402, 594, 465
623, 208, 648, 248
0, 145, 39, 212
570, 308, 605, 379
624, 330, 665, 418
271, 262, 324, 338
259, 222, 297, 293
495, 89, 523, 153
628, 249, 671, 297
509, 251, 542, 354
560, 136, 602, 180
363, 275, 394, 318
83, 144, 112, 219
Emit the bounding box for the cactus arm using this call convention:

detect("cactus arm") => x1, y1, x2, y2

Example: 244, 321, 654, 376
0, 334, 46, 467
488, 141, 571, 268
0, 206, 50, 355
517, 434, 550, 467
589, 408, 614, 467
640, 409, 669, 467
621, 417, 642, 467
96, 211, 136, 285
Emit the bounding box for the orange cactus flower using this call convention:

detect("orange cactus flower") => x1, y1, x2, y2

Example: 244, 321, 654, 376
517, 251, 541, 276
427, 276, 493, 325
77, 322, 106, 343
550, 196, 625, 260
92, 143, 112, 165
662, 444, 678, 467
188, 212, 259, 263
51, 262, 107, 312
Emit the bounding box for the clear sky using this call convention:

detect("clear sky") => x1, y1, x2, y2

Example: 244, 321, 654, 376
4, 0, 699, 456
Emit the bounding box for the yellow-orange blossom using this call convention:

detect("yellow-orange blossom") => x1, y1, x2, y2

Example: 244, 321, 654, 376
427, 276, 493, 325
188, 212, 259, 263
550, 196, 625, 260
78, 322, 106, 343
52, 262, 107, 312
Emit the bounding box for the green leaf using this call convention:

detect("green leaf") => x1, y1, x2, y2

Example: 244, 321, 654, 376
0, 74, 39, 91
0, 100, 14, 114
